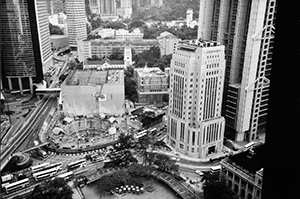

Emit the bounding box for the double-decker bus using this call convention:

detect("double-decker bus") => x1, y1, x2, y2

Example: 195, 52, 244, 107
67, 159, 86, 171
33, 167, 59, 181
210, 165, 222, 174
44, 162, 63, 171
1, 174, 14, 184
149, 128, 157, 135
135, 130, 148, 139
56, 171, 74, 181
3, 178, 30, 194
31, 162, 51, 173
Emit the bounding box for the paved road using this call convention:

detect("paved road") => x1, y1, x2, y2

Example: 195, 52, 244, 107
0, 96, 57, 170
16, 97, 57, 152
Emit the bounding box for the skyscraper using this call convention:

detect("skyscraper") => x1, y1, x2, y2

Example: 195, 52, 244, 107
36, 0, 54, 72
167, 39, 226, 158
197, 0, 276, 141
186, 8, 193, 28
65, 0, 87, 48
1, 0, 52, 94
48, 0, 64, 15
90, 0, 117, 15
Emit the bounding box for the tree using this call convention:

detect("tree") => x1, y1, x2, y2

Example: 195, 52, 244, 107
49, 23, 64, 35
129, 20, 146, 29
103, 21, 126, 30
109, 48, 124, 60
152, 153, 179, 174
201, 172, 239, 199
124, 75, 138, 102
28, 178, 73, 199
104, 133, 138, 168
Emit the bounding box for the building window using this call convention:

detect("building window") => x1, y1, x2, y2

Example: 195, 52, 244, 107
258, 179, 262, 185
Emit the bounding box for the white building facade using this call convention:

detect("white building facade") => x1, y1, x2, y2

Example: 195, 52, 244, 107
65, 0, 87, 48
115, 29, 143, 40
35, 0, 53, 72
157, 31, 180, 56
167, 39, 226, 158
186, 8, 193, 28
197, 0, 276, 141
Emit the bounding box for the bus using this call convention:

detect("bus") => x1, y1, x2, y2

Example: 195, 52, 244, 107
31, 162, 51, 173
1, 174, 13, 184
149, 128, 157, 135
210, 165, 222, 174
135, 130, 148, 139
243, 141, 256, 150
91, 154, 105, 163
56, 171, 74, 181
4, 178, 30, 194
44, 162, 63, 171
33, 167, 59, 181
67, 159, 86, 171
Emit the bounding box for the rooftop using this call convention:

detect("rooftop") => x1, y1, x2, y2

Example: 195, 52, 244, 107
85, 59, 124, 66
178, 39, 221, 51
226, 144, 264, 175
50, 35, 69, 39
135, 67, 167, 77
66, 70, 107, 85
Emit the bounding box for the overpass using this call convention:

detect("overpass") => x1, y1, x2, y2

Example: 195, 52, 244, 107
0, 97, 56, 171
12, 142, 50, 156
35, 88, 61, 95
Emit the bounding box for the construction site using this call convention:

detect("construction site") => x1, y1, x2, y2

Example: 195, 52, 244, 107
61, 69, 125, 117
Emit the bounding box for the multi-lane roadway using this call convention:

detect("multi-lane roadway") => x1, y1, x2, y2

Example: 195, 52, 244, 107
0, 95, 58, 171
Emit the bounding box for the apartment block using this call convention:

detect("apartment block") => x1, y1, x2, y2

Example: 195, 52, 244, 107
197, 0, 276, 141
157, 31, 180, 56
65, 0, 87, 48
167, 39, 226, 158
90, 0, 117, 15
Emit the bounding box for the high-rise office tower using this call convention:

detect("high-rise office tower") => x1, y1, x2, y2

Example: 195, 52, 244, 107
197, 0, 276, 141
167, 39, 226, 158
1, 0, 53, 94
36, 0, 54, 72
48, 0, 64, 15
186, 8, 193, 28
89, 0, 117, 15
65, 0, 87, 48
119, 0, 132, 18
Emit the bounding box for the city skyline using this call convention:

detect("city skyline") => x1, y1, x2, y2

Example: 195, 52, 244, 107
1, 1, 295, 199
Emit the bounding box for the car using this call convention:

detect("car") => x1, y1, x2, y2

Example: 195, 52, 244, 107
195, 170, 204, 176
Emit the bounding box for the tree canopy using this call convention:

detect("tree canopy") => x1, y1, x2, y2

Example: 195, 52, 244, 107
104, 133, 138, 168
108, 48, 124, 60
132, 0, 200, 21
201, 172, 239, 199
28, 178, 73, 199
124, 68, 138, 102
49, 23, 64, 35
133, 46, 171, 71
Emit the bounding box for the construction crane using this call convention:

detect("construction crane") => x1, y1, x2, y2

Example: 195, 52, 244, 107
93, 83, 105, 115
